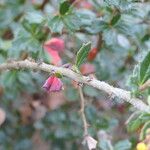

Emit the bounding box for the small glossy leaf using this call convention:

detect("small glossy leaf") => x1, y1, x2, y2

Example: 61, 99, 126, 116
111, 13, 121, 26
54, 72, 63, 78
85, 20, 108, 34
140, 51, 150, 84
114, 140, 131, 150
48, 16, 64, 33
98, 139, 113, 150
128, 51, 150, 93
59, 1, 70, 15
142, 34, 150, 42
0, 39, 12, 50
140, 120, 150, 140
25, 11, 45, 24
75, 42, 91, 68
104, 0, 119, 7
63, 13, 81, 31
127, 117, 143, 132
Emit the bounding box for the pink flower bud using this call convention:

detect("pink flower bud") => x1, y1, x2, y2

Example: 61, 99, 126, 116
43, 76, 63, 92
44, 38, 65, 53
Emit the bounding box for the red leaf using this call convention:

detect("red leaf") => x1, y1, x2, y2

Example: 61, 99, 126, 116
44, 38, 65, 53
44, 38, 65, 65
80, 63, 95, 75
76, 1, 93, 9
47, 49, 62, 65
87, 48, 98, 61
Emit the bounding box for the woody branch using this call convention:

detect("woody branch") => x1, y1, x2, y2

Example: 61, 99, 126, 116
0, 59, 149, 113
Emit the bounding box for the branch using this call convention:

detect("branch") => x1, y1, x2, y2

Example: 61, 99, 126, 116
0, 59, 150, 113
96, 33, 103, 51
79, 86, 88, 136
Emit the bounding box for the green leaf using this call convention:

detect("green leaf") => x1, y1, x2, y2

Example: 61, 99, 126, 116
76, 9, 96, 26
85, 19, 108, 34
127, 120, 142, 132
25, 11, 45, 24
140, 120, 150, 140
140, 51, 150, 84
65, 87, 79, 101
128, 51, 150, 93
104, 0, 119, 7
98, 139, 113, 150
103, 29, 117, 46
111, 13, 121, 26
9, 26, 41, 58
83, 86, 99, 97
59, 1, 71, 15
114, 140, 131, 150
75, 42, 91, 68
0, 39, 12, 50
62, 13, 81, 31
48, 16, 64, 33
142, 34, 150, 42
54, 72, 63, 78
126, 113, 150, 132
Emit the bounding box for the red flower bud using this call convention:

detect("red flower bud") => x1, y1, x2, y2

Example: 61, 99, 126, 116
87, 48, 98, 61
43, 76, 63, 92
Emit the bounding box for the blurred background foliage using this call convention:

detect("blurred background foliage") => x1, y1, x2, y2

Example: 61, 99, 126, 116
0, 0, 150, 149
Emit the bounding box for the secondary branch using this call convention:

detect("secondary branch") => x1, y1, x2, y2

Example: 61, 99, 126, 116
0, 59, 150, 113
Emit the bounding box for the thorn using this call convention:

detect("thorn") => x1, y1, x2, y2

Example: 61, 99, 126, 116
37, 59, 43, 66
108, 92, 115, 100
62, 63, 72, 69
86, 76, 93, 82
78, 82, 83, 87
51, 70, 55, 74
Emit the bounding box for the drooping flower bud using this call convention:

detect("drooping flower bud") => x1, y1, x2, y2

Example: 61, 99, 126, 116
43, 76, 63, 92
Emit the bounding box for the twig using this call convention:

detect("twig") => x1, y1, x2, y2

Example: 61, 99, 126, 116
0, 59, 150, 113
96, 33, 103, 51
39, 0, 49, 10
79, 86, 88, 136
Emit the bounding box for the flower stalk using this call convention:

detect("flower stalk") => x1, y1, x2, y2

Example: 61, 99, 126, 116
79, 86, 88, 136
